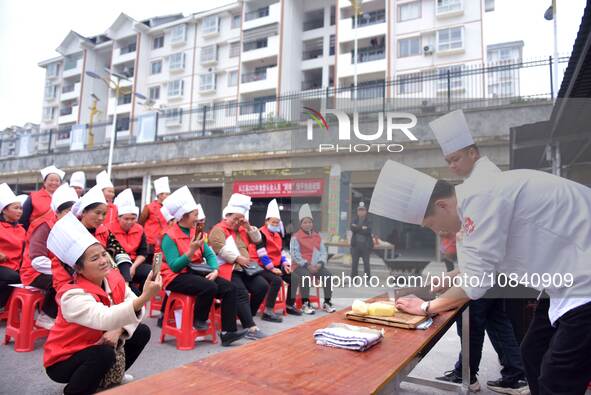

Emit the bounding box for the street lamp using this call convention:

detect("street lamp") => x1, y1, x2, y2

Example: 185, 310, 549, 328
85, 68, 146, 176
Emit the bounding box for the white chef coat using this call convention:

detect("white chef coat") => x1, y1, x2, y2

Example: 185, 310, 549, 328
455, 169, 591, 325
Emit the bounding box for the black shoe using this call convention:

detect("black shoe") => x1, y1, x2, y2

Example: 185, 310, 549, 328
194, 320, 210, 330
286, 305, 302, 316
436, 371, 480, 391
220, 329, 248, 347
262, 312, 283, 323
486, 378, 529, 394
157, 317, 163, 328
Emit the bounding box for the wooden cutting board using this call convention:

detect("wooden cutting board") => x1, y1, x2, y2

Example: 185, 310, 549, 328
345, 311, 427, 329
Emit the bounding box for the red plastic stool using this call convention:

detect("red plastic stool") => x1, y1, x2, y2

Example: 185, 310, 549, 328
4, 288, 50, 352
149, 290, 165, 318
258, 281, 288, 316
160, 292, 217, 350
295, 287, 321, 309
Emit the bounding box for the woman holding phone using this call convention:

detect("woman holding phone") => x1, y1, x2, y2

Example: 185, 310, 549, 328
44, 213, 161, 394
160, 187, 247, 347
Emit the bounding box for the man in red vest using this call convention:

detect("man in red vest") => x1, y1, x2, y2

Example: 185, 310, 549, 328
139, 176, 170, 260
290, 204, 336, 314
109, 188, 150, 293
21, 165, 64, 230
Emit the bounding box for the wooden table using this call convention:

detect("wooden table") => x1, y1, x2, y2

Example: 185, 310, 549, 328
105, 303, 470, 395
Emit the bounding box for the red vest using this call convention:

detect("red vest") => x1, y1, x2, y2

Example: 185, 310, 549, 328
29, 188, 52, 225
293, 229, 322, 268
143, 201, 167, 246
108, 220, 144, 261
52, 257, 73, 293
91, 224, 110, 247
212, 221, 251, 280
104, 203, 118, 227
161, 224, 204, 289
0, 221, 26, 272
20, 212, 57, 285
43, 270, 126, 367
250, 225, 282, 268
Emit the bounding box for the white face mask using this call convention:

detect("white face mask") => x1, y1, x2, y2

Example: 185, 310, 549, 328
268, 224, 281, 233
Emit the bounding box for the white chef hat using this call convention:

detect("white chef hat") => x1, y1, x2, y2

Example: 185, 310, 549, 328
369, 160, 437, 226
429, 110, 475, 157
298, 204, 313, 222
0, 183, 20, 212
160, 205, 175, 222
96, 170, 114, 189
266, 199, 281, 220
40, 165, 65, 181
51, 183, 78, 212
47, 212, 100, 268
114, 188, 138, 216
153, 177, 171, 195
70, 171, 86, 189
16, 194, 28, 205
163, 186, 198, 221
72, 185, 107, 217
223, 193, 252, 216
196, 203, 206, 220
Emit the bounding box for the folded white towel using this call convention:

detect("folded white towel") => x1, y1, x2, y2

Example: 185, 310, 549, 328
314, 323, 383, 352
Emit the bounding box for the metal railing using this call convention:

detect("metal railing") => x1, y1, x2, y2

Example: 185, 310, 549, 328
241, 70, 268, 83
0, 55, 569, 159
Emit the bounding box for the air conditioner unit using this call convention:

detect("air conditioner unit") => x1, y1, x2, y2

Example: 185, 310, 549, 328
423, 45, 435, 55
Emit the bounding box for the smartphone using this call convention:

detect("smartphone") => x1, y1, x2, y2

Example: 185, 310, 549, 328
152, 252, 162, 280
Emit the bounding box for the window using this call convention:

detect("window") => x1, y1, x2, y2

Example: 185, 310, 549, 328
485, 0, 495, 12
227, 70, 238, 87
232, 14, 241, 29
437, 27, 463, 52
47, 63, 60, 77
43, 107, 55, 120
202, 15, 219, 34
120, 42, 136, 55
150, 60, 162, 75
398, 73, 422, 94
169, 52, 186, 71
225, 100, 237, 117
168, 79, 184, 97
243, 38, 268, 52
64, 55, 80, 71
230, 42, 241, 58
153, 35, 164, 49
170, 24, 187, 44
117, 93, 132, 105
436, 0, 463, 15
44, 83, 57, 99
149, 86, 160, 100
199, 73, 216, 91
165, 108, 183, 124
398, 36, 421, 58
438, 65, 464, 91
398, 1, 421, 22
200, 45, 217, 63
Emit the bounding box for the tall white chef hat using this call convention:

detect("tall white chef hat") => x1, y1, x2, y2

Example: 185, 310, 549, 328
40, 165, 65, 181
265, 199, 281, 220
429, 110, 475, 157
196, 203, 206, 221
70, 171, 86, 189
160, 205, 175, 222
162, 186, 198, 221
369, 160, 437, 225
298, 204, 313, 222
16, 194, 28, 205
96, 170, 114, 189
153, 177, 171, 195
223, 193, 252, 216
0, 183, 20, 212
72, 185, 107, 217
114, 188, 138, 216
51, 183, 79, 212
47, 212, 100, 268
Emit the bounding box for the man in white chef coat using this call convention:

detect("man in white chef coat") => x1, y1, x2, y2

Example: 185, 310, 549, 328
429, 110, 527, 393
369, 160, 591, 395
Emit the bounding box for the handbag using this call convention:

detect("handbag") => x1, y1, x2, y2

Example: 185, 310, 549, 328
243, 262, 264, 277
190, 264, 214, 275
98, 343, 126, 389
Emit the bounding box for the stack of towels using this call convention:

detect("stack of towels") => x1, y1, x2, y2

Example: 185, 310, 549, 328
314, 323, 384, 352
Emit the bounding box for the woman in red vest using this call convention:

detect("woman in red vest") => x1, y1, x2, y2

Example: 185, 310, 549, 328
0, 183, 25, 310
138, 176, 170, 256
250, 199, 302, 321
160, 186, 247, 346
290, 204, 336, 314
44, 213, 161, 394
21, 165, 64, 230
109, 188, 151, 292
20, 183, 78, 329
96, 170, 118, 226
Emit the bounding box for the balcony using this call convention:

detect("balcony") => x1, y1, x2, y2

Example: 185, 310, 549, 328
338, 48, 386, 78
339, 12, 386, 43
241, 35, 279, 63
113, 44, 137, 65
303, 18, 324, 32
243, 2, 280, 31
58, 105, 78, 124
62, 58, 82, 78
240, 66, 278, 94
61, 82, 80, 101
436, 0, 464, 18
